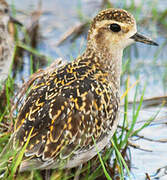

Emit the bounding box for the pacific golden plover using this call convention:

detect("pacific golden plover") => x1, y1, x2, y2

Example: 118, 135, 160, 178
0, 0, 21, 84
13, 8, 158, 171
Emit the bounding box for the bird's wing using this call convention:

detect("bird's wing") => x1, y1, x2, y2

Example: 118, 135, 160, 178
14, 63, 119, 171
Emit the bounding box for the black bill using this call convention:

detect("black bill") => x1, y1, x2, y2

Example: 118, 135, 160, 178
10, 16, 23, 26
130, 33, 158, 46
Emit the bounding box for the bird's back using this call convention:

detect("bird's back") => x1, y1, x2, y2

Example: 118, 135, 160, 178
14, 56, 119, 170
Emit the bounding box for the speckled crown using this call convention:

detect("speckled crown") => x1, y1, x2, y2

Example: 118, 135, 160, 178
91, 8, 135, 28
0, 0, 8, 6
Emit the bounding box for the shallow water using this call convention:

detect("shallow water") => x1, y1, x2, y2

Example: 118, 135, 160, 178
10, 0, 167, 179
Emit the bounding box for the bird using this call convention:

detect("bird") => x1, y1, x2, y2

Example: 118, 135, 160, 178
0, 0, 22, 86
13, 8, 158, 172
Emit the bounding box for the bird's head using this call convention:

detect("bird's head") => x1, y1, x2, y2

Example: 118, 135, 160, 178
87, 8, 158, 52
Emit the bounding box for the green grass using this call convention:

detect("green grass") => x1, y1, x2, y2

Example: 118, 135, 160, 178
0, 0, 166, 179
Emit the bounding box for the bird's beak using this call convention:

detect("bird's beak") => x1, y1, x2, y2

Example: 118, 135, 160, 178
9, 16, 23, 26
130, 32, 158, 46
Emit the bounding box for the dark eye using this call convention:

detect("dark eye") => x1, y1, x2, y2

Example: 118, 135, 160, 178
4, 8, 9, 14
109, 23, 121, 32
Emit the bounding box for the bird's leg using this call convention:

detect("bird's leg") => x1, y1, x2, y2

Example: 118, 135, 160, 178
41, 169, 51, 180
74, 164, 83, 180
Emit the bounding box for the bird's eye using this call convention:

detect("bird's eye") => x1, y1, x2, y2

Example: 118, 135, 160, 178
109, 23, 121, 32
4, 8, 9, 14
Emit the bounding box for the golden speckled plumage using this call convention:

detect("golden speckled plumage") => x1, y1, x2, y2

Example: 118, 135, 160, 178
93, 8, 134, 26
13, 8, 158, 171
14, 52, 119, 170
